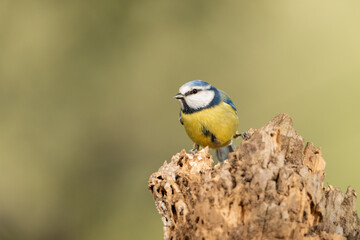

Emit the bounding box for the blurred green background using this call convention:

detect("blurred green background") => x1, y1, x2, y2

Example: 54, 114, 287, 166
1, 0, 360, 239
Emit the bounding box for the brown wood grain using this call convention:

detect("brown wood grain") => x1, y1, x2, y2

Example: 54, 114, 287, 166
149, 114, 359, 240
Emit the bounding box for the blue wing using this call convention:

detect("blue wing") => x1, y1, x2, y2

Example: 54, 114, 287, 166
220, 90, 237, 111
179, 111, 183, 125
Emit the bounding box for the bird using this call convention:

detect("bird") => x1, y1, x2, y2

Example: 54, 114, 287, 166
174, 80, 241, 162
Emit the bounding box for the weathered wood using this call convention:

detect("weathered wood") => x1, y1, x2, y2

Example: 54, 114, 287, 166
148, 114, 360, 240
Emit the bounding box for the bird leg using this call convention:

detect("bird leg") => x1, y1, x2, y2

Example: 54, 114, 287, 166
189, 143, 200, 154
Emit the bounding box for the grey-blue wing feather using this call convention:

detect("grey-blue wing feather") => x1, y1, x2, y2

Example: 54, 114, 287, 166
179, 111, 183, 125
220, 90, 237, 111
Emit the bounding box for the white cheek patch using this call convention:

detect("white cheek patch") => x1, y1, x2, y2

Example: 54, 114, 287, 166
185, 90, 215, 109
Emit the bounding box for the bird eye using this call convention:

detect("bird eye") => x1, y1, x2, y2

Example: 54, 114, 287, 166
192, 89, 198, 94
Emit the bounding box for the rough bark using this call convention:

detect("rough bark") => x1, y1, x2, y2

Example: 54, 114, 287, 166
148, 114, 360, 240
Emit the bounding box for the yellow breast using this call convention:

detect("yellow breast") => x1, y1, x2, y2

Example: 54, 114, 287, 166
180, 102, 238, 149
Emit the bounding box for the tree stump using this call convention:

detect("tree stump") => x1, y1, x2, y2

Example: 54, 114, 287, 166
148, 114, 360, 240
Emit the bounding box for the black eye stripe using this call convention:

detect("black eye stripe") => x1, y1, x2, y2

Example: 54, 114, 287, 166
185, 88, 202, 96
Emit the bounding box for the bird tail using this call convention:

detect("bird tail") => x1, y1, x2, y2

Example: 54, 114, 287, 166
215, 142, 235, 162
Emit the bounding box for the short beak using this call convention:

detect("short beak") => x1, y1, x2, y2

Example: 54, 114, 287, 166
174, 93, 184, 100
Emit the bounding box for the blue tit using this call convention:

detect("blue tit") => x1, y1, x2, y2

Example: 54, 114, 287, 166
174, 80, 238, 162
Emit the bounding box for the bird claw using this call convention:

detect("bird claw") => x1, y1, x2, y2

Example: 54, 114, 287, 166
234, 131, 251, 140
240, 131, 250, 140
188, 144, 200, 155
188, 148, 198, 155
